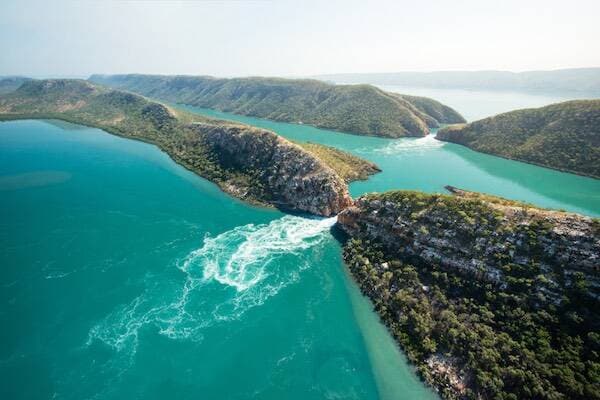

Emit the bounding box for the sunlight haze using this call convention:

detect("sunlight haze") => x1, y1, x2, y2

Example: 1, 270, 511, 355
1, 0, 599, 77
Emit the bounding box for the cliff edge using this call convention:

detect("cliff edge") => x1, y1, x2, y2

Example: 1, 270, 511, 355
0, 79, 355, 216
337, 188, 599, 399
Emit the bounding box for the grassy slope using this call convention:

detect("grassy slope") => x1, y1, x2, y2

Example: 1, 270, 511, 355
437, 100, 600, 178
0, 79, 376, 203
89, 74, 465, 138
296, 142, 380, 182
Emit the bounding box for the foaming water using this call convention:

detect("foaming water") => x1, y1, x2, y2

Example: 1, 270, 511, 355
87, 215, 337, 359
185, 215, 337, 291
183, 105, 600, 216
364, 134, 445, 156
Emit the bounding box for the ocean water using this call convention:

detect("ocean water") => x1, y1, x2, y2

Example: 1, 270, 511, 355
180, 107, 600, 217
1, 91, 599, 399
0, 120, 435, 400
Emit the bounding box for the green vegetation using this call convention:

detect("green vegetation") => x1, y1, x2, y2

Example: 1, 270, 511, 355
0, 79, 251, 196
89, 74, 465, 138
437, 100, 600, 178
341, 190, 599, 399
295, 141, 380, 182
393, 93, 465, 128
0, 79, 367, 211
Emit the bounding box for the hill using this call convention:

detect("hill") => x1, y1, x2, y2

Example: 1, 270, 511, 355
0, 76, 32, 95
89, 74, 465, 138
436, 100, 600, 178
337, 188, 600, 400
0, 79, 374, 216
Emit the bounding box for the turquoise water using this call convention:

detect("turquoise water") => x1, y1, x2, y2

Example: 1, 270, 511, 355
0, 120, 436, 400
1, 98, 599, 400
180, 106, 600, 217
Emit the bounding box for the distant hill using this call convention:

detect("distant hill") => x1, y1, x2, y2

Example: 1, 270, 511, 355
0, 76, 32, 95
437, 100, 600, 178
338, 188, 600, 400
0, 79, 380, 216
317, 68, 600, 95
89, 74, 465, 138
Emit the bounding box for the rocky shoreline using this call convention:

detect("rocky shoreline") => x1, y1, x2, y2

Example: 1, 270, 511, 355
336, 188, 599, 399
0, 79, 362, 217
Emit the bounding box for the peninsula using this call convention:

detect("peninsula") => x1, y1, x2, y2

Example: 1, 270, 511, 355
89, 74, 465, 138
336, 188, 599, 399
437, 100, 600, 178
0, 79, 380, 216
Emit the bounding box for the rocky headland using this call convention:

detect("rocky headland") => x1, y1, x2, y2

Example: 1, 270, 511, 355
337, 187, 599, 399
0, 79, 366, 216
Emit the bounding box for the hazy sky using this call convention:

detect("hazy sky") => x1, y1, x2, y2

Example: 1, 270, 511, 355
1, 0, 599, 78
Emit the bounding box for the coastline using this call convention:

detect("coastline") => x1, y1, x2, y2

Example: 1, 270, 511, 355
0, 114, 277, 208
435, 135, 600, 180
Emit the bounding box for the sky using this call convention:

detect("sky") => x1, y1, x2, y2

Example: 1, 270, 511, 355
1, 0, 599, 78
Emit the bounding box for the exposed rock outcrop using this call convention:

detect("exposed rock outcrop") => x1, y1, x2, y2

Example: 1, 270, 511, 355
337, 188, 600, 399
194, 123, 352, 216
338, 188, 599, 295
0, 79, 356, 217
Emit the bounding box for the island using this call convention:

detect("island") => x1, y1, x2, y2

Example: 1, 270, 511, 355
88, 74, 465, 138
437, 100, 600, 178
336, 187, 599, 400
0, 79, 380, 216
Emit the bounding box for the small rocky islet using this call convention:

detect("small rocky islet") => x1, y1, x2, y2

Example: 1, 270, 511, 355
0, 76, 598, 400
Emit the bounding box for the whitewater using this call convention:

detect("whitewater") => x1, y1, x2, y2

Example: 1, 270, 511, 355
87, 215, 337, 358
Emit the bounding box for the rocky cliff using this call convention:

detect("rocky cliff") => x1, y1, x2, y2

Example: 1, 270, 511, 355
337, 188, 600, 399
192, 123, 352, 216
0, 79, 355, 216
338, 188, 599, 291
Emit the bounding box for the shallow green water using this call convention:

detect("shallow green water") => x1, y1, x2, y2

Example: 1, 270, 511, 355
1, 101, 599, 400
0, 120, 436, 400
180, 106, 600, 217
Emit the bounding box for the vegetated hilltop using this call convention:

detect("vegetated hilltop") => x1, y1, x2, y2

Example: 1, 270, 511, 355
337, 187, 599, 400
89, 74, 465, 138
0, 76, 32, 95
0, 79, 375, 216
316, 68, 600, 95
437, 100, 600, 178
295, 142, 380, 182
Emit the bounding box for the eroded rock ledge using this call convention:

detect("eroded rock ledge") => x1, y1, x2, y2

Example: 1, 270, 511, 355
0, 79, 357, 217
336, 188, 599, 399
338, 188, 599, 289
193, 123, 352, 216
